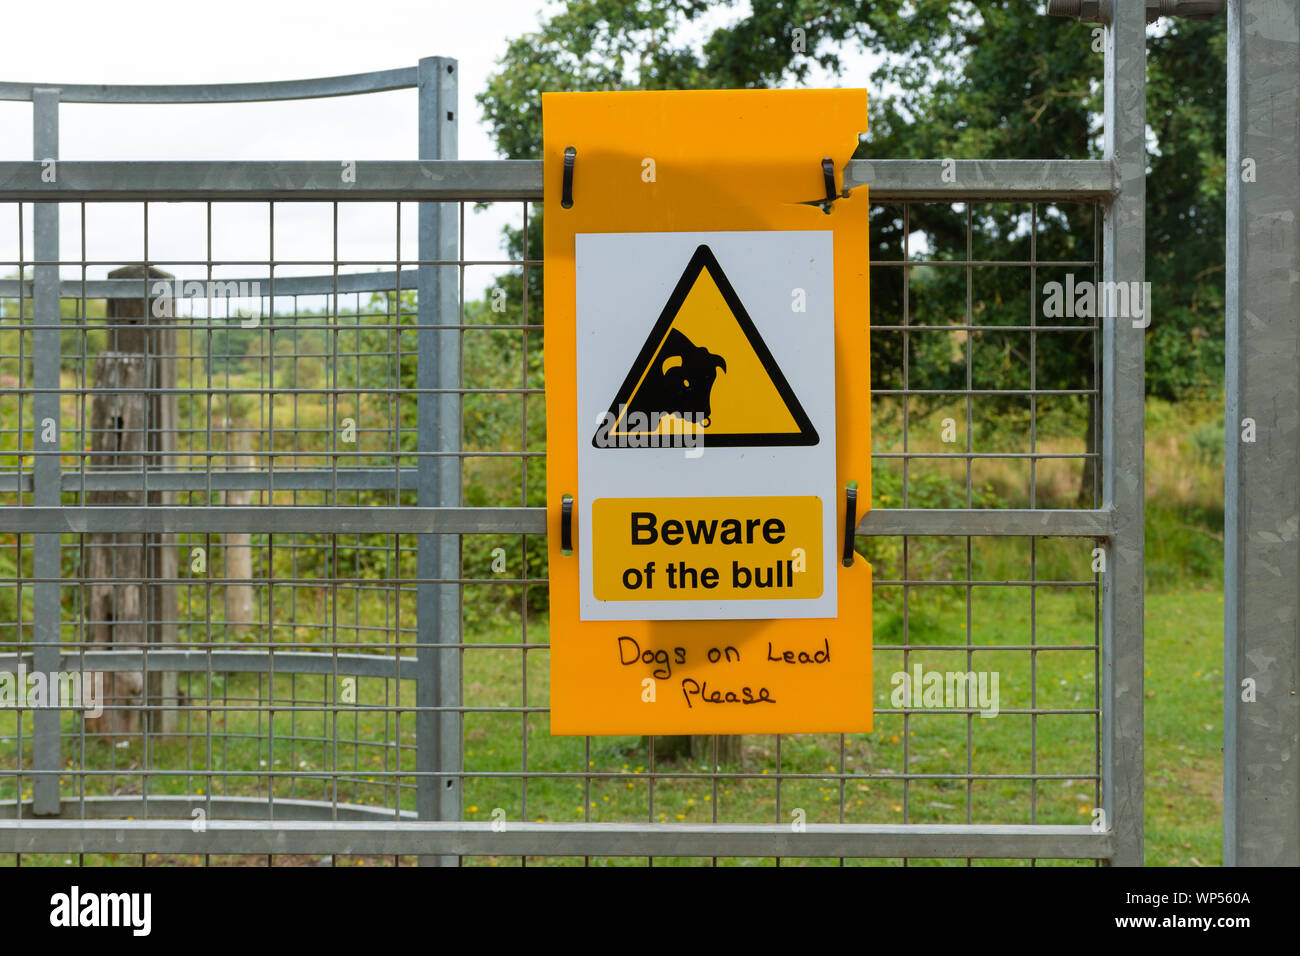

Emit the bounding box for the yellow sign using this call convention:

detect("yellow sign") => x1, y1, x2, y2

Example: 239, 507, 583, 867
544, 88, 872, 734
597, 244, 816, 447
592, 496, 823, 602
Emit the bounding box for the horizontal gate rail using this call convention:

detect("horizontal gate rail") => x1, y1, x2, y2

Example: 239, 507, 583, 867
0, 644, 1105, 676
0, 67, 419, 104
1, 467, 1110, 513
860, 509, 1112, 537
0, 506, 538, 534
0, 506, 1114, 537
0, 269, 423, 300
0, 158, 1116, 203
0, 649, 415, 680
0, 820, 1111, 859
845, 159, 1117, 200
0, 796, 418, 822
0, 160, 541, 202
3, 470, 422, 493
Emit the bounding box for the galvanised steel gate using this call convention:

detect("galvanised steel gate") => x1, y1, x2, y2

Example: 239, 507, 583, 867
0, 6, 1146, 867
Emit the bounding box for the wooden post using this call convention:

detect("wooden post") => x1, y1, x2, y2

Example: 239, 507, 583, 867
84, 266, 178, 735
690, 734, 744, 768
222, 420, 255, 637
644, 734, 745, 768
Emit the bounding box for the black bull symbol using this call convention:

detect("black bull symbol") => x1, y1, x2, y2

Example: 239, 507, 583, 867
627, 328, 727, 427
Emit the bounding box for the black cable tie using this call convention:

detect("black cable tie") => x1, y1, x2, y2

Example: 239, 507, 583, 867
560, 494, 574, 554
561, 147, 576, 209
842, 485, 858, 567
821, 157, 836, 213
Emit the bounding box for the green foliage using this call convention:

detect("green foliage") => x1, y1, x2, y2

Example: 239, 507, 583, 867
1146, 503, 1222, 591
1188, 417, 1224, 467
201, 321, 265, 378
456, 293, 548, 627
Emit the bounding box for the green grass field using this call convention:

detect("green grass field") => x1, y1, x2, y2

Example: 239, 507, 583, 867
0, 584, 1224, 866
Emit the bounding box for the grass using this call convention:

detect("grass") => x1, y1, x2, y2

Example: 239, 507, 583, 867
0, 584, 1224, 867
1143, 591, 1224, 866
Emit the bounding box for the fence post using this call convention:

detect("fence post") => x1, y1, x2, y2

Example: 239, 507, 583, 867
30, 87, 61, 815
1223, 0, 1300, 866
1100, 0, 1146, 866
416, 55, 461, 866
222, 420, 255, 638
84, 266, 178, 735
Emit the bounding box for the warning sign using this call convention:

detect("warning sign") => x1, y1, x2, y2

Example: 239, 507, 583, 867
595, 244, 817, 448
543, 88, 873, 735
576, 230, 837, 621
592, 495, 823, 601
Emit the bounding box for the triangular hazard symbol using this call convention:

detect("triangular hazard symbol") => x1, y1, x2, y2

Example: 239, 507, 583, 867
593, 244, 818, 449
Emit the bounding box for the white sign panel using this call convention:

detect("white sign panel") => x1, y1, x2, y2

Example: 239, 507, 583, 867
575, 230, 837, 621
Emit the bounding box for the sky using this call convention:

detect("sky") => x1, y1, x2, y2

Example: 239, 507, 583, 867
0, 0, 874, 308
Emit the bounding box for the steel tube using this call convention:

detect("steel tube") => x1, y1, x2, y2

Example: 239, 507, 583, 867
0, 158, 1114, 203
1099, 0, 1147, 868
0, 820, 1111, 858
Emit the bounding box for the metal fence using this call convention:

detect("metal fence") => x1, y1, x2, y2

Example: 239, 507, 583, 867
0, 12, 1146, 867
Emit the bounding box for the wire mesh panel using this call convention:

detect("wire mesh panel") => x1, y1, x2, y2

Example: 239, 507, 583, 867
0, 187, 1118, 865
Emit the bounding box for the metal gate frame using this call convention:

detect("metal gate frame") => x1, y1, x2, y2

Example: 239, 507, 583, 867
0, 0, 1146, 865
1223, 0, 1300, 866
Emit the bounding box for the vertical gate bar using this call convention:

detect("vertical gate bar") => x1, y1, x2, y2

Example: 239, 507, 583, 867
416, 55, 461, 866
1224, 0, 1300, 866
31, 87, 61, 817
1100, 0, 1146, 867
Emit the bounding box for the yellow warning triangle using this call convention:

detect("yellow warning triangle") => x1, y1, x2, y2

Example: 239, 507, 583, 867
595, 245, 818, 448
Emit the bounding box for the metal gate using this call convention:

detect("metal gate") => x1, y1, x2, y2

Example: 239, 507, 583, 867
0, 5, 1146, 867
